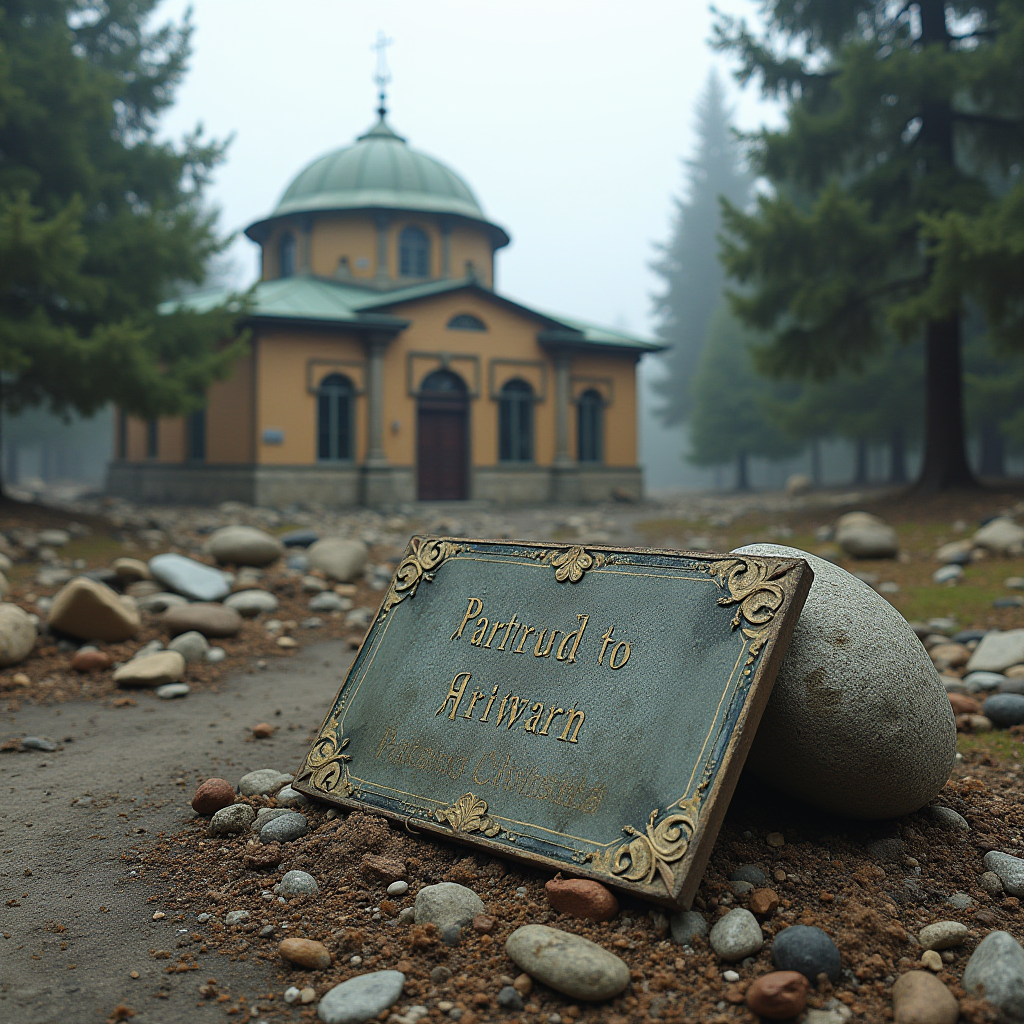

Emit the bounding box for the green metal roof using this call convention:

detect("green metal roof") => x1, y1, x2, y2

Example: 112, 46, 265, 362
245, 116, 510, 249
161, 276, 662, 353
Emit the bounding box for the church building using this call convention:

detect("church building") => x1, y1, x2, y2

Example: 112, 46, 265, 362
108, 102, 660, 507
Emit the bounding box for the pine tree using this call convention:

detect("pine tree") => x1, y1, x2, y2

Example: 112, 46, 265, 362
650, 71, 752, 426
714, 1, 1024, 491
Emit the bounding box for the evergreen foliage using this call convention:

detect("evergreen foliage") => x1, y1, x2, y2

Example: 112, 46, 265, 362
650, 71, 752, 426
0, 0, 246, 424
714, 0, 1024, 490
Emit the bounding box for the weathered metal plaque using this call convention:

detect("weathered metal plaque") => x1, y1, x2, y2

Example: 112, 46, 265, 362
294, 538, 812, 909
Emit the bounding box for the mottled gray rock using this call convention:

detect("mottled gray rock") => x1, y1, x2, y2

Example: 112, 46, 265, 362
974, 518, 1024, 556
933, 564, 964, 585
947, 892, 975, 910
253, 807, 293, 832
729, 865, 768, 885
224, 589, 279, 617
163, 602, 243, 639
275, 785, 309, 808
981, 871, 1005, 896
414, 882, 484, 943
307, 538, 368, 582
0, 603, 37, 666
919, 921, 968, 951
259, 811, 308, 844
204, 525, 283, 567
771, 925, 842, 983
985, 852, 1024, 897
505, 924, 630, 1001
709, 908, 763, 962
155, 682, 190, 699
48, 577, 140, 642
835, 512, 899, 559
927, 805, 969, 831
223, 910, 249, 926
209, 803, 255, 836
21, 736, 57, 752
964, 671, 1007, 693
497, 986, 525, 1010
149, 553, 232, 602
113, 650, 185, 689
670, 910, 708, 946
275, 870, 318, 896
317, 971, 405, 1024
239, 769, 292, 797
733, 544, 956, 818
963, 930, 1024, 1021
309, 591, 350, 613
967, 630, 1024, 674
167, 630, 209, 664
983, 694, 1024, 728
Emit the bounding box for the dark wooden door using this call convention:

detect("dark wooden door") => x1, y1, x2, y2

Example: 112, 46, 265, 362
417, 396, 467, 500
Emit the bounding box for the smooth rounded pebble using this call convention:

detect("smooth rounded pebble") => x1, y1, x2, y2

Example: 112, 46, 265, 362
733, 544, 956, 818
414, 882, 484, 941
0, 603, 37, 666
156, 682, 190, 699
205, 525, 283, 567
275, 870, 319, 896
317, 971, 406, 1024
709, 908, 763, 962
892, 970, 959, 1024
963, 931, 1024, 1021
224, 589, 279, 617
112, 650, 186, 689
745, 971, 809, 1020
167, 630, 209, 663
259, 812, 308, 844
918, 920, 968, 951
163, 602, 242, 639
307, 538, 369, 583
47, 578, 140, 642
223, 910, 249, 926
927, 805, 969, 831
192, 778, 235, 815
984, 851, 1024, 897
771, 925, 842, 984
544, 877, 618, 922
670, 910, 708, 946
275, 785, 309, 807
729, 864, 768, 885
983, 693, 1024, 728
149, 553, 232, 602
505, 924, 630, 1001
279, 937, 330, 969
239, 768, 292, 796
387, 881, 409, 896
208, 803, 255, 836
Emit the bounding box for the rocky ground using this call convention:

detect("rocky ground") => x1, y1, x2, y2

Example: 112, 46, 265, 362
4, 485, 1024, 1024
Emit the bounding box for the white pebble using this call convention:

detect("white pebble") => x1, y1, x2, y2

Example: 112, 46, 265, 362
283, 986, 300, 1004
349, 954, 362, 964
387, 880, 409, 896
723, 970, 740, 982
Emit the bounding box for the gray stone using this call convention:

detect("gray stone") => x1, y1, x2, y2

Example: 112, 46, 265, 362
983, 694, 1024, 728
205, 646, 226, 663
733, 544, 956, 819
131, 639, 164, 659
167, 630, 210, 663
947, 892, 974, 910
670, 910, 708, 946
163, 603, 243, 639
867, 837, 905, 862
307, 537, 368, 582
496, 986, 525, 1010
301, 575, 328, 593
414, 882, 484, 942
209, 803, 256, 836
309, 591, 351, 613
974, 518, 1024, 555
317, 971, 406, 1024
0, 603, 37, 666
38, 528, 70, 547
981, 871, 1005, 896
967, 630, 1024, 673
729, 864, 768, 885
1001, 678, 1024, 695
281, 529, 319, 548
253, 807, 293, 831
21, 736, 57, 752
919, 921, 968, 951
964, 671, 1007, 693
834, 512, 899, 559
771, 924, 842, 983
275, 784, 309, 808
155, 682, 190, 699
933, 564, 964, 584
113, 650, 186, 689
985, 852, 1024, 897
505, 924, 630, 1001
709, 908, 763, 962
275, 870, 318, 896
259, 811, 308, 844
223, 910, 250, 926
239, 769, 292, 796
204, 525, 283, 567
148, 553, 232, 602
927, 805, 969, 831
224, 589, 279, 617
113, 557, 151, 583
387, 881, 409, 897
48, 577, 140, 642
963, 930, 1024, 1021
136, 592, 189, 613
935, 540, 974, 565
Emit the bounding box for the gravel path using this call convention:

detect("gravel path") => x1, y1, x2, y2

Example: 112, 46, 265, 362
0, 640, 351, 1023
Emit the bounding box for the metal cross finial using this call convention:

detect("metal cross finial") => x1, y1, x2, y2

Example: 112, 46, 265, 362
372, 31, 393, 119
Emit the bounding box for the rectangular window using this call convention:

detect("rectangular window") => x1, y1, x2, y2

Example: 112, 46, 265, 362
146, 420, 159, 459
118, 411, 128, 460
188, 409, 206, 462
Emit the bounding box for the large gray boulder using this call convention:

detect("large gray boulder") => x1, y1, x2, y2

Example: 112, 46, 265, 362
204, 525, 283, 567
733, 544, 956, 818
307, 538, 368, 582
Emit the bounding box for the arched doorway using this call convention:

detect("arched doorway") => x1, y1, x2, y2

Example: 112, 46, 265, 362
417, 369, 468, 500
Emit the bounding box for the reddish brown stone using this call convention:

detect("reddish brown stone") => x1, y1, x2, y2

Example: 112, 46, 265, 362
243, 843, 283, 870
191, 777, 236, 816
278, 937, 331, 969
252, 722, 273, 738
472, 914, 496, 934
949, 693, 981, 715
545, 876, 619, 922
745, 971, 809, 1020
359, 853, 406, 884
71, 649, 112, 673
749, 887, 780, 916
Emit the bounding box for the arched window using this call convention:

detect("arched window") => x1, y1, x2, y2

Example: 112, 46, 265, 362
499, 379, 534, 463
577, 389, 603, 463
399, 226, 430, 278
317, 374, 354, 461
420, 369, 466, 394
447, 313, 487, 331
279, 232, 296, 278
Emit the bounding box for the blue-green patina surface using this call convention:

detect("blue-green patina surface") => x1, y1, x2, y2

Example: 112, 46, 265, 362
294, 538, 810, 907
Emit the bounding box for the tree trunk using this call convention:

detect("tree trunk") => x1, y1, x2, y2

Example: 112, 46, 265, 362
853, 438, 868, 485
889, 426, 907, 484
978, 418, 1006, 479
915, 312, 977, 490
736, 450, 750, 491
810, 438, 822, 487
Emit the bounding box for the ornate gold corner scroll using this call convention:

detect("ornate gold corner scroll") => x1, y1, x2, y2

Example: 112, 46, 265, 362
295, 713, 353, 797
541, 545, 606, 583
708, 557, 792, 665
435, 793, 501, 838
380, 537, 459, 617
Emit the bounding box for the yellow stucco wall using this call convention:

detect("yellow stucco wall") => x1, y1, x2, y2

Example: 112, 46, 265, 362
207, 351, 256, 463
568, 354, 638, 467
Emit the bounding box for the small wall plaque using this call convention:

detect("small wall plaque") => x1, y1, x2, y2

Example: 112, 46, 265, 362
262, 428, 285, 446
294, 538, 812, 908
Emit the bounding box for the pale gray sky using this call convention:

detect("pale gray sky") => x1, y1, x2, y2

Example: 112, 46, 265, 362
157, 0, 776, 338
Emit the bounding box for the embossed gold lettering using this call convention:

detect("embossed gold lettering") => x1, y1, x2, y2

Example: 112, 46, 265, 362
534, 629, 560, 658
451, 597, 483, 640
557, 707, 586, 743
469, 618, 489, 645
479, 685, 500, 722
514, 625, 535, 653
610, 641, 631, 670
463, 689, 485, 719
523, 702, 545, 733
498, 614, 520, 651
556, 614, 589, 662
538, 706, 565, 736
435, 671, 471, 720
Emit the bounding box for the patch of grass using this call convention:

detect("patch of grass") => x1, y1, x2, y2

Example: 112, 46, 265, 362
958, 729, 1024, 763
61, 535, 126, 566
